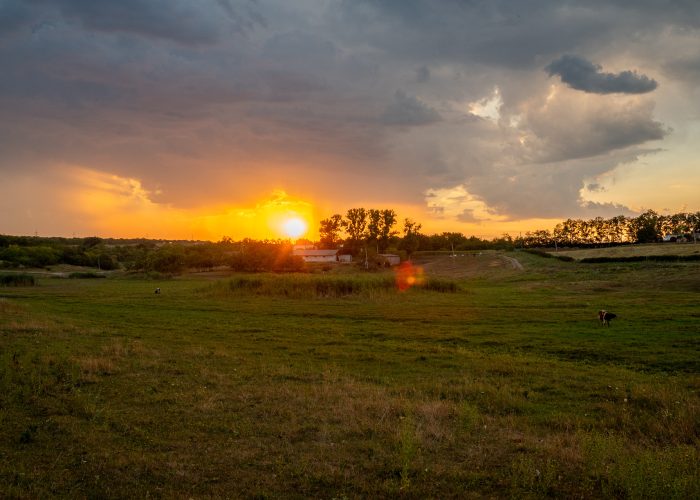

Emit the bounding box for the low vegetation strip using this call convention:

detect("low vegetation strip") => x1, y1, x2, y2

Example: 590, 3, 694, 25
0, 274, 35, 286
68, 272, 107, 279
522, 248, 575, 262
580, 254, 700, 263
210, 273, 459, 298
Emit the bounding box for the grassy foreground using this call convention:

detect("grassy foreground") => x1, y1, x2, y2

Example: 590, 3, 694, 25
1, 253, 699, 498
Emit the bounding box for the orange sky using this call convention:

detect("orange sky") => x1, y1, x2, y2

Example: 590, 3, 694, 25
1, 2, 699, 241
0, 165, 563, 241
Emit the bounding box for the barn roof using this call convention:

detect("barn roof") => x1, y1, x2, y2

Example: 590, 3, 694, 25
292, 249, 339, 257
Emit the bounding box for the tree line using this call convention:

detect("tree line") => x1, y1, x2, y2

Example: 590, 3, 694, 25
517, 210, 700, 248
0, 236, 305, 274
1, 209, 697, 274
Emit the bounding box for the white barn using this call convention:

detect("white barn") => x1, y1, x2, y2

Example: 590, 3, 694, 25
293, 248, 340, 263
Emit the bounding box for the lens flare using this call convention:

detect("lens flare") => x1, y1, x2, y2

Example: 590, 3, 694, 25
395, 261, 424, 291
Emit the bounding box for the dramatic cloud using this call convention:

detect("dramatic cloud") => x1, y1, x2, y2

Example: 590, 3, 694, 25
381, 91, 441, 126
24, 0, 264, 45
546, 55, 658, 94
519, 87, 668, 162
1, 0, 699, 238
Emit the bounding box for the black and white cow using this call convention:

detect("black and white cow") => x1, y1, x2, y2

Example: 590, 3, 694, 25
598, 310, 616, 326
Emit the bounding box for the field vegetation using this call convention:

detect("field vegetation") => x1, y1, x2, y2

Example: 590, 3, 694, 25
1, 252, 698, 498
551, 242, 700, 260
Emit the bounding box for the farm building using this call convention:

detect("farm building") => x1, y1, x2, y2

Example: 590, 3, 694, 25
662, 234, 685, 242
377, 254, 401, 266
292, 248, 340, 263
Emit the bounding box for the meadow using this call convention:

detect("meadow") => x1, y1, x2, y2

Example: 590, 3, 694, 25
1, 252, 699, 498
553, 242, 700, 260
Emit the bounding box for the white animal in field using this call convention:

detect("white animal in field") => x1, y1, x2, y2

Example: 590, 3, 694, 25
154, 287, 161, 294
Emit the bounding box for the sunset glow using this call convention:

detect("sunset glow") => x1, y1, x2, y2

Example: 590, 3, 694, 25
1, 2, 699, 240
281, 218, 308, 239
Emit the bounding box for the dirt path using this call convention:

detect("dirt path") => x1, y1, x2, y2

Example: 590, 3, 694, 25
500, 255, 524, 271
413, 252, 524, 279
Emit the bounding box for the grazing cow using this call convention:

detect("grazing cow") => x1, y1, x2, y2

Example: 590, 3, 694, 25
155, 287, 161, 294
598, 310, 616, 326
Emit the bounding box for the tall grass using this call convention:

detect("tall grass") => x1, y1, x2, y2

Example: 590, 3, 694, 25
0, 274, 35, 287
208, 273, 460, 298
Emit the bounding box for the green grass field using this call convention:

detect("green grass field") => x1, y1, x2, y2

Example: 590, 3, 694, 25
554, 242, 700, 260
1, 252, 699, 498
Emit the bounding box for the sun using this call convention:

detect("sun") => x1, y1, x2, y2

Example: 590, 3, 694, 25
282, 217, 308, 239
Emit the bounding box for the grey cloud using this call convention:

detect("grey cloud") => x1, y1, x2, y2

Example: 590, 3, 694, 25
0, 0, 34, 37
415, 66, 430, 83
540, 114, 666, 163
381, 90, 441, 126
263, 31, 338, 67
457, 209, 480, 223
546, 55, 658, 94
580, 201, 636, 217
663, 55, 700, 86
336, 1, 607, 70
522, 93, 668, 163
26, 0, 262, 45
586, 183, 606, 192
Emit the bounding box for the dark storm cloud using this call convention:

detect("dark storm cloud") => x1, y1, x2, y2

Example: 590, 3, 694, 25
381, 90, 441, 126
546, 55, 658, 94
25, 0, 263, 45
336, 0, 605, 69
1, 0, 697, 226
0, 0, 33, 37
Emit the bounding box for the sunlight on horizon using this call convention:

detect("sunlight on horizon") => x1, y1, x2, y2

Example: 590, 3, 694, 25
281, 217, 308, 239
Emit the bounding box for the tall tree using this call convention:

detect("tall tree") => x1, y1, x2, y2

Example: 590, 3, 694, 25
378, 209, 398, 253
632, 210, 661, 243
366, 209, 382, 249
400, 218, 422, 259
344, 208, 368, 253
318, 214, 343, 249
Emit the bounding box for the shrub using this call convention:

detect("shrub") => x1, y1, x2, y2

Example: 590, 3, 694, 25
216, 273, 459, 298
0, 274, 36, 286
68, 272, 107, 279
423, 277, 459, 293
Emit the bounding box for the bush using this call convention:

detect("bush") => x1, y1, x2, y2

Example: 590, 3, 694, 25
0, 274, 36, 286
423, 277, 459, 293
217, 273, 459, 298
68, 272, 107, 279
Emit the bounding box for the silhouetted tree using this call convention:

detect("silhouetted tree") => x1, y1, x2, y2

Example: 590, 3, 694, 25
632, 210, 661, 243
377, 209, 398, 253
400, 218, 422, 259
318, 214, 344, 249
343, 208, 368, 254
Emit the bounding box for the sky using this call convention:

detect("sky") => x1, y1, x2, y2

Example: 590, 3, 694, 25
1, 0, 699, 241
